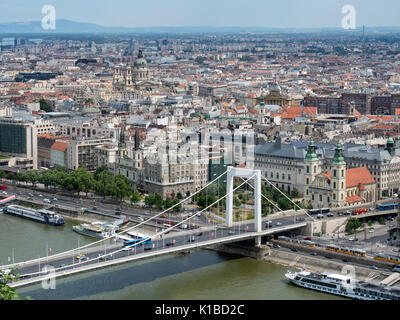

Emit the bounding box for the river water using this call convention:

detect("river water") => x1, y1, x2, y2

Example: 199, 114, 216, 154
0, 212, 343, 300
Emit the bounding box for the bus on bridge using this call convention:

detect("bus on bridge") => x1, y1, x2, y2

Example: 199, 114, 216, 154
378, 203, 398, 211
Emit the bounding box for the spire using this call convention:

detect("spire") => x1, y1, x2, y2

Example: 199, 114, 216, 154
138, 48, 143, 59
259, 90, 265, 106
118, 123, 126, 150
386, 137, 395, 156
332, 142, 346, 165
305, 139, 318, 162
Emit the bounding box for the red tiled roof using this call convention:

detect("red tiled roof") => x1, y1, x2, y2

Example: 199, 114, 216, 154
249, 108, 259, 114
281, 106, 317, 117
50, 141, 68, 152
346, 195, 362, 203
367, 115, 394, 122
322, 167, 375, 189
346, 167, 375, 188
38, 133, 64, 139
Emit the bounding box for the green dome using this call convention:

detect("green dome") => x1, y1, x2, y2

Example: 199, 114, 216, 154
305, 139, 318, 162
332, 142, 345, 165
134, 58, 147, 67
134, 49, 147, 67
386, 137, 395, 156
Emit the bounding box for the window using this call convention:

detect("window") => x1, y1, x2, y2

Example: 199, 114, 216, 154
333, 169, 337, 177
307, 166, 310, 173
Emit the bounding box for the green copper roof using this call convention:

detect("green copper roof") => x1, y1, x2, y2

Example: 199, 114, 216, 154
332, 142, 346, 165
305, 139, 318, 162
386, 138, 395, 156
259, 91, 265, 106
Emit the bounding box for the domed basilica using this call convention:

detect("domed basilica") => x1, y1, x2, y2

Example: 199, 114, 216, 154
113, 49, 160, 92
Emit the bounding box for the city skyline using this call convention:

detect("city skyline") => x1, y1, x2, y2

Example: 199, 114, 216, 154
0, 0, 400, 29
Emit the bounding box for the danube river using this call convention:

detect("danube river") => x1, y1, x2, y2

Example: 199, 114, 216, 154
0, 212, 343, 300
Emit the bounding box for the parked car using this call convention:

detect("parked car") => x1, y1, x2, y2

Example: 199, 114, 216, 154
310, 252, 317, 256
273, 243, 280, 249
43, 198, 51, 203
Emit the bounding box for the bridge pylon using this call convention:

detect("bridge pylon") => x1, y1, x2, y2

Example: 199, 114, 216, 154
226, 166, 262, 245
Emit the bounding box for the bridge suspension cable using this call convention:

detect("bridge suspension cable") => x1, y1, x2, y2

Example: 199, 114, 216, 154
260, 174, 315, 221
238, 177, 284, 213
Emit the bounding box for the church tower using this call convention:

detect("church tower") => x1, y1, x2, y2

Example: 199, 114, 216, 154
125, 64, 133, 89
386, 137, 395, 157
331, 142, 346, 207
304, 139, 321, 205
113, 65, 124, 90
133, 49, 150, 84
118, 123, 128, 158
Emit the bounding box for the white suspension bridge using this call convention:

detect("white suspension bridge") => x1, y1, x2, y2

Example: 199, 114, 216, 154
2, 166, 314, 288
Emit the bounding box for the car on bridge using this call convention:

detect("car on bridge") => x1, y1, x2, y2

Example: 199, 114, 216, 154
265, 221, 272, 227
276, 222, 283, 226
76, 254, 87, 262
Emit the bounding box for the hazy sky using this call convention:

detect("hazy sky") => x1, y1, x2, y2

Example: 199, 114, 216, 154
1, 0, 399, 28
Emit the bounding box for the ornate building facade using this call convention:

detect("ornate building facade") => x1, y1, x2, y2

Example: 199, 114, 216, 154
113, 49, 160, 92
